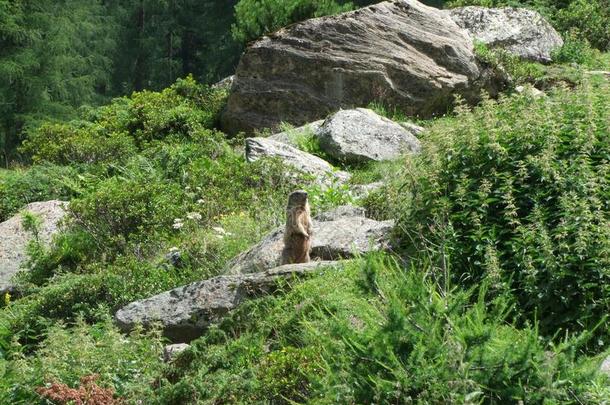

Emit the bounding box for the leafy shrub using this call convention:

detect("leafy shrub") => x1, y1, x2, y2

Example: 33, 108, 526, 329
22, 122, 136, 165
0, 273, 110, 348
304, 180, 355, 215
93, 75, 226, 146
474, 41, 545, 84
555, 0, 609, 51
69, 176, 184, 255
393, 78, 610, 343
552, 29, 602, 65
101, 257, 204, 307
257, 347, 319, 402
21, 76, 227, 164
1, 318, 162, 404
22, 230, 97, 286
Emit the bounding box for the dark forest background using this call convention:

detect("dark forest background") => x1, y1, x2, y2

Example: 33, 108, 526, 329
1, 0, 605, 166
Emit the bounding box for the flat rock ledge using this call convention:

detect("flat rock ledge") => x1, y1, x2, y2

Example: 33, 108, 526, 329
115, 261, 341, 342
227, 205, 394, 275
163, 343, 191, 362
0, 200, 68, 295
245, 137, 350, 183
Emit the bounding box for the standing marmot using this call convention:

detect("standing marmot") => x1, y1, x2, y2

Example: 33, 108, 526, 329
281, 190, 313, 265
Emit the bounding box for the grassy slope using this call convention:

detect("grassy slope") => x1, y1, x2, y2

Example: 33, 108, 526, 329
0, 52, 609, 404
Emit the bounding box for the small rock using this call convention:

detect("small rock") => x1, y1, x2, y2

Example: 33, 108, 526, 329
163, 343, 190, 362
245, 137, 350, 183
352, 182, 385, 198
449, 6, 563, 63
0, 201, 67, 295
211, 75, 235, 90
600, 355, 610, 376
165, 248, 182, 268
398, 122, 426, 137
515, 85, 545, 98
115, 261, 341, 342
317, 108, 421, 163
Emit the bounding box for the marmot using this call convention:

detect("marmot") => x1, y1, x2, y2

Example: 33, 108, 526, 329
281, 190, 313, 265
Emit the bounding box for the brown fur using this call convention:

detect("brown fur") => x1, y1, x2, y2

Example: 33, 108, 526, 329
281, 190, 313, 265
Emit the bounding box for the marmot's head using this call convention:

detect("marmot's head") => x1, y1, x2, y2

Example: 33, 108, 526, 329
287, 190, 308, 208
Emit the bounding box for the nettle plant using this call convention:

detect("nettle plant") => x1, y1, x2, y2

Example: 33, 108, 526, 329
395, 79, 610, 344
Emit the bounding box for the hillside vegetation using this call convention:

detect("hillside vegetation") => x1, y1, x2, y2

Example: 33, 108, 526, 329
1, 0, 609, 403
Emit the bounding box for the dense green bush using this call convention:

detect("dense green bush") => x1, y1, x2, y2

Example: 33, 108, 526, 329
21, 76, 227, 164
0, 273, 110, 347
394, 77, 610, 343
21, 122, 136, 165
69, 176, 184, 255
1, 318, 162, 404
155, 256, 610, 403
555, 0, 609, 51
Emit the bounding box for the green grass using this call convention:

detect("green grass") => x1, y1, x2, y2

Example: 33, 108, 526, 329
153, 255, 610, 404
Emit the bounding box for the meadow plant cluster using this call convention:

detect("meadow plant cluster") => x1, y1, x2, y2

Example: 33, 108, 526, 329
392, 76, 610, 344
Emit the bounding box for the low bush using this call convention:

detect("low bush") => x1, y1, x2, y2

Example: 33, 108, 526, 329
0, 273, 110, 348
22, 122, 136, 166
1, 318, 162, 404
474, 41, 546, 84
69, 176, 184, 256
21, 76, 227, 164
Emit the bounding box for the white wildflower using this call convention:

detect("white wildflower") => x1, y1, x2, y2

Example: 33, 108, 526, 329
187, 212, 202, 221
212, 226, 226, 235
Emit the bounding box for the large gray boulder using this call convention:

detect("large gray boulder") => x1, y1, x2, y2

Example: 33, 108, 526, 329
115, 261, 341, 342
227, 206, 394, 274
245, 137, 350, 183
221, 0, 503, 135
0, 200, 67, 294
317, 108, 422, 163
448, 7, 563, 63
